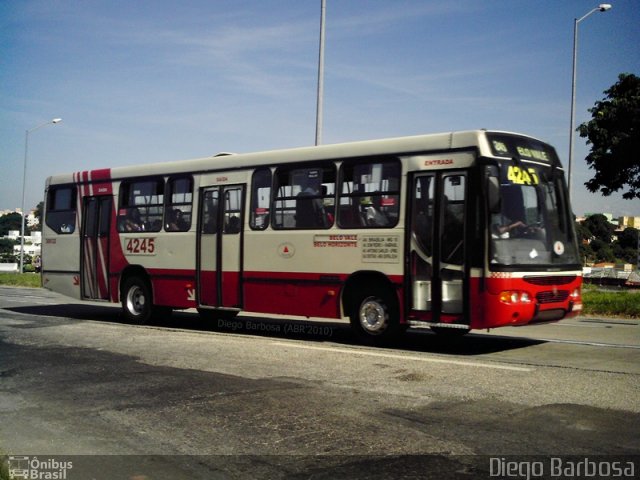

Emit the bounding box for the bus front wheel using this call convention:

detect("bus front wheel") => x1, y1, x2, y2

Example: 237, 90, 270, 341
350, 291, 402, 345
121, 276, 153, 324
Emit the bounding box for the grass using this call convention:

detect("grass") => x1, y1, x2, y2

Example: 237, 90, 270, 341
581, 285, 640, 319
0, 274, 637, 318
0, 273, 41, 288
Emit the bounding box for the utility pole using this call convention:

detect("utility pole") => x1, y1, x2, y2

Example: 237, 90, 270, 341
315, 0, 326, 146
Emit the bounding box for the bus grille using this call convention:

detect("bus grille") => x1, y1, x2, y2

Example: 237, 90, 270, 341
524, 275, 576, 286
536, 290, 570, 304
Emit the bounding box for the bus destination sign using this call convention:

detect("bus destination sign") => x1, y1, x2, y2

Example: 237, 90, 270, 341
488, 133, 558, 164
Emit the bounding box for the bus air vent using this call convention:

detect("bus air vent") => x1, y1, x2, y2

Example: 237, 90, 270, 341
536, 290, 570, 304
524, 275, 576, 286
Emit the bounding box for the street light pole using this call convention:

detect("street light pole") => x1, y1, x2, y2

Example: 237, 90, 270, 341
19, 118, 62, 273
568, 3, 612, 204
315, 0, 326, 146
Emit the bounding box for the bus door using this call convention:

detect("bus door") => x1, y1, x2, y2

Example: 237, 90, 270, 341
197, 185, 245, 309
409, 172, 467, 322
81, 196, 112, 300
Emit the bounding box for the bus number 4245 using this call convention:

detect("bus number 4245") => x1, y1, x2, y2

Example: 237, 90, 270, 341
125, 237, 156, 255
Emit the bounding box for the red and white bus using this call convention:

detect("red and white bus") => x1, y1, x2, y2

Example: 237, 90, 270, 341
42, 130, 582, 342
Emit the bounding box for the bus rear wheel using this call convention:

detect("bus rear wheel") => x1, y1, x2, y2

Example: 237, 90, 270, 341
350, 291, 402, 345
121, 276, 153, 325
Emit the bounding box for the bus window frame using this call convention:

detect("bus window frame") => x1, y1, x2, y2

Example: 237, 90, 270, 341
117, 176, 165, 233
164, 175, 194, 232
250, 167, 273, 231
337, 156, 401, 229
272, 162, 335, 230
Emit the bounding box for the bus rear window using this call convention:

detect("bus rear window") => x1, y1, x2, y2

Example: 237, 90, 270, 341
45, 186, 77, 234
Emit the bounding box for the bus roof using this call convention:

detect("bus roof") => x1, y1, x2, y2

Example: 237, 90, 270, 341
45, 129, 555, 185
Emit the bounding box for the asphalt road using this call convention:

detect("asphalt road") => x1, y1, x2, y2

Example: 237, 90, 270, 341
0, 286, 638, 479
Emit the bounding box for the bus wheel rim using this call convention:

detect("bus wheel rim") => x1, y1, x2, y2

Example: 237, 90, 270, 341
359, 298, 387, 334
127, 286, 146, 316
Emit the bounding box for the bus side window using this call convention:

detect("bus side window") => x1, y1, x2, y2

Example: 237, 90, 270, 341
45, 186, 77, 234
273, 164, 335, 230
117, 178, 164, 232
338, 158, 400, 228
250, 168, 272, 230
165, 176, 193, 232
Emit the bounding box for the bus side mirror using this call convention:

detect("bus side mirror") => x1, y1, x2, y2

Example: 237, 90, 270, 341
485, 168, 501, 214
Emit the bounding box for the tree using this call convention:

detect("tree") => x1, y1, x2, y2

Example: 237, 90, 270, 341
0, 213, 23, 237
33, 201, 44, 231
616, 227, 639, 250
590, 239, 616, 263
575, 221, 593, 244
578, 73, 640, 200
582, 214, 614, 243
613, 227, 639, 265
0, 238, 17, 256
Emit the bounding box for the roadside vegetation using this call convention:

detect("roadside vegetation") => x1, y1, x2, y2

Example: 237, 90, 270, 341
582, 284, 640, 318
0, 273, 41, 288
0, 274, 637, 318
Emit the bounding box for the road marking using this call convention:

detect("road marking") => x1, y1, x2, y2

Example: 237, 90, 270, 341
270, 342, 533, 372
579, 319, 639, 326
530, 338, 640, 349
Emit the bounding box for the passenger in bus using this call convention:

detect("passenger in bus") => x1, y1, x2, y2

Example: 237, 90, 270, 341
361, 196, 387, 227
165, 209, 183, 231
295, 183, 327, 228
123, 208, 143, 232
225, 215, 240, 233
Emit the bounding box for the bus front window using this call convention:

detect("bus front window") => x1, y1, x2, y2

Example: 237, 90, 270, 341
489, 165, 579, 268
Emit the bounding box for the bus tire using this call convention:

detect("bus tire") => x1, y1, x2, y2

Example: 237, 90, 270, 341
121, 276, 153, 325
350, 290, 402, 345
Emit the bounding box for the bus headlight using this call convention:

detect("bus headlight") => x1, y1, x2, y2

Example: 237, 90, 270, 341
570, 288, 580, 299
499, 291, 532, 304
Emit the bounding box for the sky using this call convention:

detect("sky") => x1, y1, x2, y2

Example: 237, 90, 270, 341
1, 0, 639, 217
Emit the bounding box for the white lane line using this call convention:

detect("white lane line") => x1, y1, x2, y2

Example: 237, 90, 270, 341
270, 342, 533, 372
531, 338, 640, 349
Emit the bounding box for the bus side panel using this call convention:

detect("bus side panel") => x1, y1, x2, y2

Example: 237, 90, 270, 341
243, 271, 342, 318
113, 232, 197, 308
149, 269, 197, 309
243, 229, 405, 319
42, 272, 82, 300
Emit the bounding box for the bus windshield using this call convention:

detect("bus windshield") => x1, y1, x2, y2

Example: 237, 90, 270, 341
490, 163, 579, 268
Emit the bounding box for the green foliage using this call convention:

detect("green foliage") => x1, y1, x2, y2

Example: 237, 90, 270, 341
617, 227, 639, 250
0, 273, 41, 287
590, 239, 616, 263
578, 73, 640, 200
576, 217, 638, 265
0, 238, 17, 255
34, 201, 44, 227
0, 455, 9, 480
582, 287, 640, 318
582, 214, 614, 243
0, 213, 23, 237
